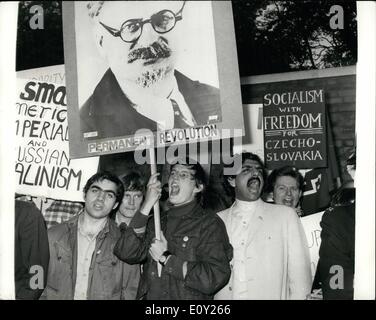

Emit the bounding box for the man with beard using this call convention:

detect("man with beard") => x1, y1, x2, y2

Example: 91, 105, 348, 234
81, 1, 221, 139
215, 153, 312, 300
114, 160, 232, 300
41, 172, 140, 300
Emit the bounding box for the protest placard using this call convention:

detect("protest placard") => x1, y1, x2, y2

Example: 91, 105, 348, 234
62, 1, 244, 158
15, 76, 99, 202
17, 65, 66, 85
301, 211, 324, 278
263, 89, 327, 169
233, 104, 264, 159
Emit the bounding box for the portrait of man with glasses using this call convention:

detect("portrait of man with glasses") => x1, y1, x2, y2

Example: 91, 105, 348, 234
74, 1, 221, 141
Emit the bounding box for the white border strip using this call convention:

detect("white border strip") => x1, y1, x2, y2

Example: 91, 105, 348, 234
354, 1, 375, 300
0, 1, 18, 300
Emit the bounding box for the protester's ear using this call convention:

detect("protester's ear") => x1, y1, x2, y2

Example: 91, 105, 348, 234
227, 176, 235, 188
193, 183, 204, 195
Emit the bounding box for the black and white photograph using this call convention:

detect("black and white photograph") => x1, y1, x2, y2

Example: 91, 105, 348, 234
0, 0, 375, 308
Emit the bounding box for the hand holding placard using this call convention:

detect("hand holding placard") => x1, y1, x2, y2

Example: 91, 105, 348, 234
140, 173, 162, 215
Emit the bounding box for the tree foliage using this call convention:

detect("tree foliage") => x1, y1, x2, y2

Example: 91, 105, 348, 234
16, 1, 63, 71
232, 0, 357, 76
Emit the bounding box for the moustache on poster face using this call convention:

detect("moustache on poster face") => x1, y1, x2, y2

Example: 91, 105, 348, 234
127, 38, 172, 64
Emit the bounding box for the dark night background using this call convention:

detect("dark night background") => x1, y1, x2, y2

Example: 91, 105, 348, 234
16, 1, 357, 75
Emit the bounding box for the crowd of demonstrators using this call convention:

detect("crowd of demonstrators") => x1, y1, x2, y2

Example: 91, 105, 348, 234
15, 150, 356, 300
11, 0, 357, 301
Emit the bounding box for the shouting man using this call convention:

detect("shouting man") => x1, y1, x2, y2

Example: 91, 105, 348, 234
215, 153, 312, 300
114, 159, 232, 300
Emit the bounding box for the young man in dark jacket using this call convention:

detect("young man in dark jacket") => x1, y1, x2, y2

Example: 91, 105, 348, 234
114, 160, 232, 300
41, 172, 140, 300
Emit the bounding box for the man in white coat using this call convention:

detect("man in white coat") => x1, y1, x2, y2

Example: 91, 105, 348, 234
215, 152, 312, 300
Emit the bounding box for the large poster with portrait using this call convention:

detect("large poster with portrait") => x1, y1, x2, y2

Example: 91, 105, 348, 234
62, 1, 244, 159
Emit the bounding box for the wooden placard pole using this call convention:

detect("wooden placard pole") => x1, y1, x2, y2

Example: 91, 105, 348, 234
148, 147, 162, 277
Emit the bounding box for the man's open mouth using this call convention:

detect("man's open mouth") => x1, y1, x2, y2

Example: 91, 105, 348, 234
283, 199, 294, 206
93, 203, 104, 210
170, 183, 180, 196
247, 177, 261, 190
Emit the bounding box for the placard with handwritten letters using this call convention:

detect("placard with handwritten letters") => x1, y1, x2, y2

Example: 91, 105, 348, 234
15, 76, 99, 201
263, 89, 327, 169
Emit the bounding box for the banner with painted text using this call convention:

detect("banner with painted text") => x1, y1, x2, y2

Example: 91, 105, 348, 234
263, 89, 327, 169
15, 76, 99, 201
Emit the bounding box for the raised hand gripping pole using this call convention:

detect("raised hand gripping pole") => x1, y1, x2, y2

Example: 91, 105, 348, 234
148, 148, 162, 277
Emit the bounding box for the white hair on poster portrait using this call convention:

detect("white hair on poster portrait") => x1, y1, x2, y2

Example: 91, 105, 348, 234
74, 1, 219, 107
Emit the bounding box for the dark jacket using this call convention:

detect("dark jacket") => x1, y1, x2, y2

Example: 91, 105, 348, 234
15, 200, 50, 300
318, 201, 355, 299
41, 214, 140, 300
114, 200, 233, 300
79, 69, 221, 140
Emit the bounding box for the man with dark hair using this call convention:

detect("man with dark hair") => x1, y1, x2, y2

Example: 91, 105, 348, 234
215, 153, 312, 300
222, 153, 267, 202
114, 159, 232, 300
80, 1, 221, 140
266, 166, 305, 216
41, 171, 140, 300
113, 171, 146, 226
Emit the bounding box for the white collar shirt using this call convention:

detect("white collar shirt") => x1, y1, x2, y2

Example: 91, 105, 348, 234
228, 198, 261, 299
73, 215, 106, 300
